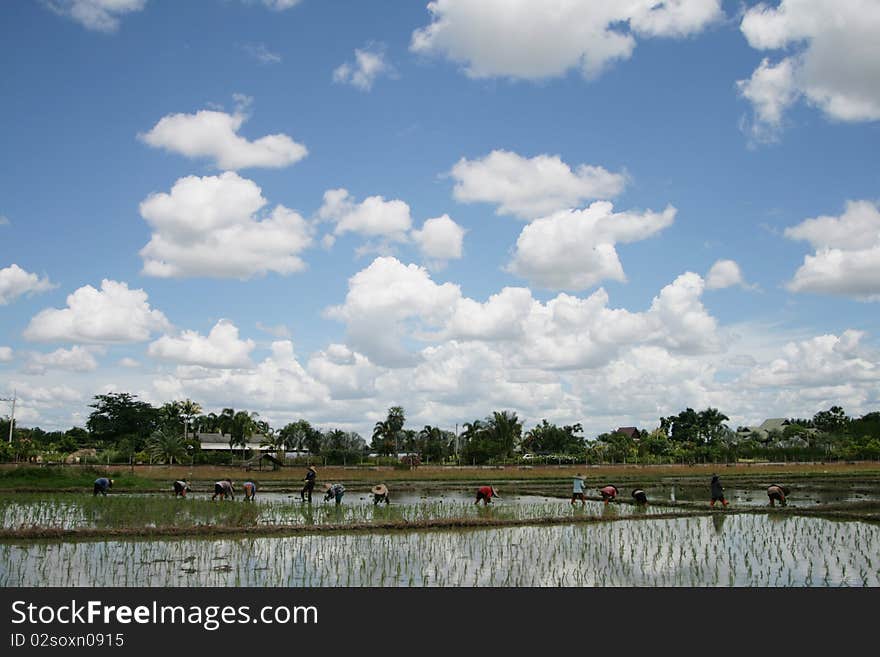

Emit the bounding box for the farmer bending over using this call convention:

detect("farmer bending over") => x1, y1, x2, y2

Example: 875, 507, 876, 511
243, 481, 257, 501
475, 485, 500, 506
173, 480, 189, 497
631, 489, 648, 505
371, 484, 390, 505
93, 477, 113, 496
598, 485, 619, 504
213, 479, 235, 501
767, 484, 789, 507
324, 482, 345, 505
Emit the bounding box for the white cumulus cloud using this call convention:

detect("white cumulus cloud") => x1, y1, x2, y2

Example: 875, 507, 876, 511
410, 215, 466, 267
139, 99, 307, 170
148, 320, 255, 368
0, 347, 13, 362
738, 0, 880, 140
0, 265, 55, 305
139, 172, 313, 279
24, 346, 101, 375
23, 279, 170, 344
449, 150, 626, 219
784, 200, 880, 301
411, 0, 723, 80
507, 201, 676, 290
706, 259, 749, 290
318, 188, 412, 242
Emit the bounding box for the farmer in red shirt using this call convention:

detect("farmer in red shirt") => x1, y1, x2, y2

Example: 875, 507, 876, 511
598, 485, 619, 504
474, 485, 500, 506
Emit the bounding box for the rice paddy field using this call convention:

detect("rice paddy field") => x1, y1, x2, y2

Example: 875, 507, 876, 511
1, 464, 879, 587
2, 514, 878, 587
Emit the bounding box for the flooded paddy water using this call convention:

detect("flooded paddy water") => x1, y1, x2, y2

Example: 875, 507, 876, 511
2, 514, 877, 587
2, 478, 878, 586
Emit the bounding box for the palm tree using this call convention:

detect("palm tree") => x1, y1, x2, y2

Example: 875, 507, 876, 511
488, 410, 522, 460
178, 399, 202, 442
147, 429, 186, 465
231, 410, 259, 460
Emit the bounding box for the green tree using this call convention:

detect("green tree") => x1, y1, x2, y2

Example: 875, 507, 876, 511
372, 406, 406, 455
147, 429, 186, 465
86, 393, 158, 451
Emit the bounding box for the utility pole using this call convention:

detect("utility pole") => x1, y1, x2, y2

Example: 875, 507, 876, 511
0, 391, 15, 444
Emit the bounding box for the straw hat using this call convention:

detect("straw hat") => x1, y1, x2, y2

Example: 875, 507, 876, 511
371, 484, 388, 496
491, 486, 501, 498
308, 465, 316, 471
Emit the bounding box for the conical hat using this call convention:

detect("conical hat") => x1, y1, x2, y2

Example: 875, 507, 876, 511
372, 484, 388, 496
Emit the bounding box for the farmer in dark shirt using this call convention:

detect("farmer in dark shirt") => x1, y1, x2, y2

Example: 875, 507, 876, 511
93, 477, 113, 496
301, 465, 317, 502
631, 488, 648, 505
173, 480, 189, 497
710, 474, 728, 508
371, 484, 390, 505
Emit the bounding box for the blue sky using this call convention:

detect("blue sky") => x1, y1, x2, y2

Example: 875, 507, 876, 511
1, 0, 879, 436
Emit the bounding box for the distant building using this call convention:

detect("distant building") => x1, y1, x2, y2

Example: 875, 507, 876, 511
615, 427, 642, 440
196, 432, 270, 452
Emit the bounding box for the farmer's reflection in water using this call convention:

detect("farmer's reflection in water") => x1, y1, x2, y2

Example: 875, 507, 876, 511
298, 504, 315, 526
601, 503, 618, 518
711, 513, 727, 534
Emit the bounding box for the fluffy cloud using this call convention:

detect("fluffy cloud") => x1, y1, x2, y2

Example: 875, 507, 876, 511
307, 344, 380, 399
784, 200, 880, 300
318, 188, 412, 242
0, 265, 55, 305
148, 320, 256, 368
449, 150, 626, 219
738, 1, 880, 139
139, 172, 313, 279
327, 256, 720, 374
333, 45, 392, 91
744, 330, 877, 388
736, 58, 799, 143
44, 0, 146, 32
118, 357, 140, 368
152, 340, 330, 413
706, 259, 748, 290
506, 201, 676, 290
410, 215, 465, 266
24, 346, 101, 375
139, 99, 307, 170
0, 347, 12, 362
325, 257, 461, 366
411, 0, 723, 80
23, 279, 170, 343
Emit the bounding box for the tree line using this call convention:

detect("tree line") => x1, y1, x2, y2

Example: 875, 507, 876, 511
2, 393, 880, 465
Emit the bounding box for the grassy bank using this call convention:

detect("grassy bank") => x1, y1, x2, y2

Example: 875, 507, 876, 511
0, 466, 155, 492
2, 461, 878, 492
